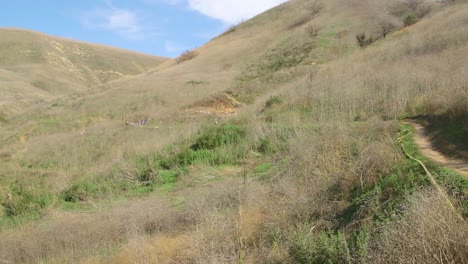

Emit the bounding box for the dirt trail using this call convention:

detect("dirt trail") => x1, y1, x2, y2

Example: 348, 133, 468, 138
406, 121, 468, 177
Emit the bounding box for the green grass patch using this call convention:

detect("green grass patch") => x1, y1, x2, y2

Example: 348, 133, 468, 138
254, 162, 273, 175
229, 36, 321, 103
61, 177, 109, 202
0, 181, 54, 228
191, 123, 246, 150
54, 123, 250, 208
290, 229, 349, 264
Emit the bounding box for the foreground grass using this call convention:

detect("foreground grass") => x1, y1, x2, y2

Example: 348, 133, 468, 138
286, 122, 467, 263
1, 0, 468, 263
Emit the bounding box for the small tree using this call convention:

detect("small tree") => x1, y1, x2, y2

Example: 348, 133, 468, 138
416, 4, 432, 18
438, 0, 456, 4
377, 21, 395, 39
405, 0, 423, 11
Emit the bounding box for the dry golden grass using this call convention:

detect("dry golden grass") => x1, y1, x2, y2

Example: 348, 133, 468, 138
295, 4, 468, 121
1, 0, 467, 263
369, 189, 468, 263
111, 234, 196, 264
0, 28, 167, 117
0, 194, 189, 263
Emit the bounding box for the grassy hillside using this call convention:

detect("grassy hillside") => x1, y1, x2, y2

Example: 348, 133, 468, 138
0, 28, 167, 115
0, 0, 467, 263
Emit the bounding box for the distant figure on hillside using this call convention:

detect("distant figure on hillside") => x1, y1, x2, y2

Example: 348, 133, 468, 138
126, 117, 148, 127
126, 121, 139, 127
140, 117, 148, 126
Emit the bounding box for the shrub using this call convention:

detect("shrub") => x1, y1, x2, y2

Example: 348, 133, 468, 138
191, 123, 246, 151
404, 14, 419, 27
290, 230, 349, 264
356, 33, 375, 48
176, 50, 198, 63
306, 25, 320, 37
61, 179, 103, 202
158, 170, 180, 185
158, 149, 194, 169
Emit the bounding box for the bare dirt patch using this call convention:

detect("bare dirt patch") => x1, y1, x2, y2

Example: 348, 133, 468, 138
185, 93, 244, 117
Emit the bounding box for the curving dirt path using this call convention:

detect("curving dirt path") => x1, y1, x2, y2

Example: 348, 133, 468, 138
406, 121, 468, 177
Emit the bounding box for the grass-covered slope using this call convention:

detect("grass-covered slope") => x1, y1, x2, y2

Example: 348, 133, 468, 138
0, 28, 167, 114
0, 0, 467, 263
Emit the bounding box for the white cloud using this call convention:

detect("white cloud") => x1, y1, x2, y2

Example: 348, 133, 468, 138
186, 0, 288, 24
82, 3, 155, 40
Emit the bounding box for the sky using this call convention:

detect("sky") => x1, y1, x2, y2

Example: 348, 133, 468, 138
0, 0, 288, 57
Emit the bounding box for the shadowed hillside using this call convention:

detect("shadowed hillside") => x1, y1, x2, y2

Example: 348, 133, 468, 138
0, 0, 467, 263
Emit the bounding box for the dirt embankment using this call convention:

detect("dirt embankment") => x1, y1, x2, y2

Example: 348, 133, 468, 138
185, 93, 243, 117
406, 121, 468, 177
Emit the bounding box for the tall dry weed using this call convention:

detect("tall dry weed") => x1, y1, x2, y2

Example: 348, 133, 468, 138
369, 189, 468, 263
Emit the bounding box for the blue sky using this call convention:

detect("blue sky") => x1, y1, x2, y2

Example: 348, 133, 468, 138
0, 0, 287, 57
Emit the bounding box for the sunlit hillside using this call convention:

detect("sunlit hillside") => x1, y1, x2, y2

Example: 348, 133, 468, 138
0, 0, 467, 263
0, 28, 167, 115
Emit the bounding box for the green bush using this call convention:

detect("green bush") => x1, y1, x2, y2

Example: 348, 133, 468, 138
254, 162, 273, 174
158, 170, 179, 184
61, 179, 104, 202
290, 230, 349, 264
1, 185, 52, 218
404, 14, 419, 27
158, 149, 194, 170
191, 146, 246, 166
191, 123, 246, 150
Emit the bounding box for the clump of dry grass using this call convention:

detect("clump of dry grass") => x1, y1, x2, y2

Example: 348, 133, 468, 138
111, 234, 196, 264
0, 196, 190, 263
369, 189, 468, 263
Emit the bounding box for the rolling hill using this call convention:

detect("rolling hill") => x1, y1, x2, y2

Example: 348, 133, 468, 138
0, 0, 467, 263
0, 28, 167, 115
